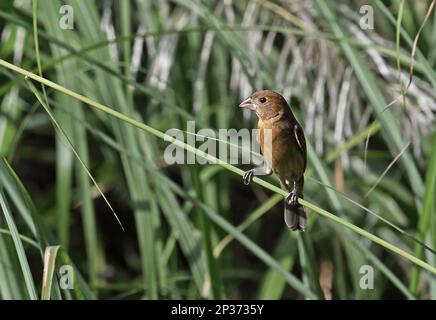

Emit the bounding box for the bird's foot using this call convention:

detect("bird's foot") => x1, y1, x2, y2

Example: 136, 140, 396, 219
286, 191, 298, 207
243, 169, 254, 185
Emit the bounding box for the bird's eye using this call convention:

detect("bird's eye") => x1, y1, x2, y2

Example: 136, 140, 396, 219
259, 97, 267, 103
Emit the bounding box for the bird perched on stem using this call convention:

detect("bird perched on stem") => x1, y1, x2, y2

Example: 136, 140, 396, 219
239, 90, 307, 231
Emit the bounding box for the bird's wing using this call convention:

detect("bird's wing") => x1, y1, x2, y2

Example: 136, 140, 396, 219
294, 124, 307, 168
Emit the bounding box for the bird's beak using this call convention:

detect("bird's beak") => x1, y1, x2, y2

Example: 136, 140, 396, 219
239, 97, 256, 111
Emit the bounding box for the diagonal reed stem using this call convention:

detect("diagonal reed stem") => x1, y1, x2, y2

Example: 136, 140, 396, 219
1, 58, 435, 276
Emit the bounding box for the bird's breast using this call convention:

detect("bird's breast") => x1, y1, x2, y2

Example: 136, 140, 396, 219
258, 119, 305, 180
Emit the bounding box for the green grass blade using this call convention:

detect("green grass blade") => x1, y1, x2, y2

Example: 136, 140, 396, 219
0, 157, 95, 299
1, 58, 435, 281
257, 231, 297, 299
314, 0, 424, 206
0, 190, 38, 300
41, 245, 60, 300
214, 194, 282, 257
409, 131, 436, 293
191, 166, 222, 299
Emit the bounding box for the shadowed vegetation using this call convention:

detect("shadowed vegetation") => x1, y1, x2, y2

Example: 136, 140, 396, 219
0, 0, 435, 300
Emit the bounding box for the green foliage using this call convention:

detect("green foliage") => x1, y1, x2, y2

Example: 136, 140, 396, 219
0, 0, 435, 300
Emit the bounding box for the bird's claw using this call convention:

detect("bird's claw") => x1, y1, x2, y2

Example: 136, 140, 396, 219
243, 169, 254, 185
286, 191, 298, 207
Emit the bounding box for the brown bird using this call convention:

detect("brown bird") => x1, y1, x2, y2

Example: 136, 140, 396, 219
239, 90, 307, 231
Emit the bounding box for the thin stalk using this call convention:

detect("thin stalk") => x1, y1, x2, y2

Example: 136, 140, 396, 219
1, 58, 436, 276
409, 132, 436, 293
191, 166, 222, 299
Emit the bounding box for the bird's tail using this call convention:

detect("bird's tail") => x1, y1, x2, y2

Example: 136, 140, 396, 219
284, 201, 306, 231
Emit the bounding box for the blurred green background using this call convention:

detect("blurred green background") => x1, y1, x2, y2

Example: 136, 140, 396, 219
0, 0, 435, 300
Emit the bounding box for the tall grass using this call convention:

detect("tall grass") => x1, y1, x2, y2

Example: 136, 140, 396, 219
0, 0, 435, 300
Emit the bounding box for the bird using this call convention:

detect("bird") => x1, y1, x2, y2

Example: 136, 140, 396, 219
239, 90, 307, 231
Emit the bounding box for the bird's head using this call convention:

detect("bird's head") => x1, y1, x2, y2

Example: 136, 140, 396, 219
239, 90, 289, 121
